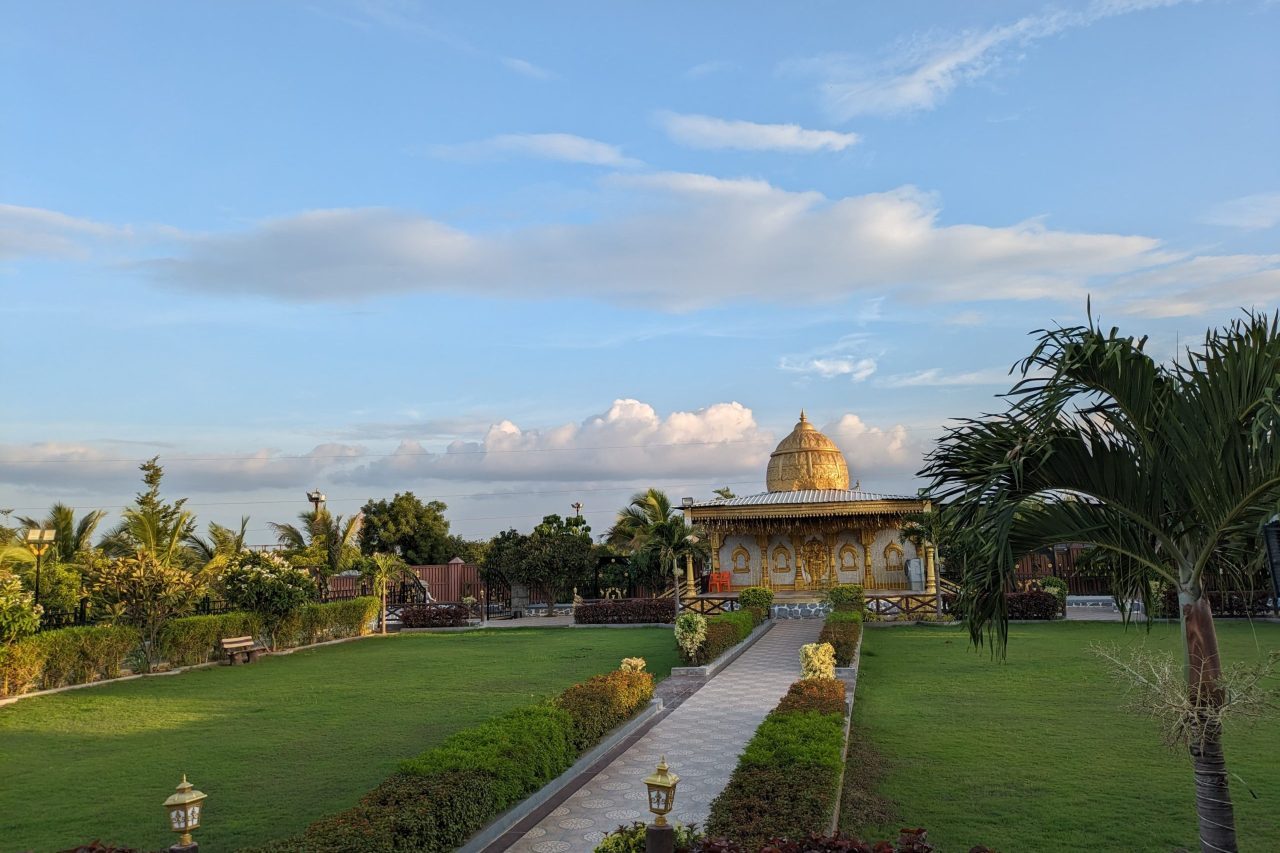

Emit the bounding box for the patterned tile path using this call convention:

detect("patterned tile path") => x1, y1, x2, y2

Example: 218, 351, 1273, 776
506, 619, 825, 853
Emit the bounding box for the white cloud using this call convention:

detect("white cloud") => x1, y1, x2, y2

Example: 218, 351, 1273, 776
1202, 192, 1280, 230
685, 60, 738, 78
878, 367, 1014, 388
500, 57, 556, 80
659, 112, 859, 152
779, 356, 877, 381
432, 133, 641, 167
143, 176, 1220, 312
1110, 254, 1280, 317
0, 203, 130, 260
821, 414, 922, 483
795, 0, 1197, 119
0, 443, 365, 493
339, 399, 773, 485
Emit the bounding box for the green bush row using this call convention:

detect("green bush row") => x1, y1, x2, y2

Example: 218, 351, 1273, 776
705, 679, 849, 848
824, 584, 865, 613
0, 597, 379, 699
0, 625, 139, 696
686, 607, 765, 666
258, 664, 656, 852
818, 613, 863, 668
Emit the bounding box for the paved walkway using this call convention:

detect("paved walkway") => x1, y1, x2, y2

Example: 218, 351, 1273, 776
508, 619, 825, 853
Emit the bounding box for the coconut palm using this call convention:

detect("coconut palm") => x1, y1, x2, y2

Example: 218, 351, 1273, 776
364, 552, 409, 634
607, 488, 677, 551
269, 508, 363, 592
16, 503, 106, 564
183, 517, 250, 567
609, 489, 708, 603
921, 310, 1280, 853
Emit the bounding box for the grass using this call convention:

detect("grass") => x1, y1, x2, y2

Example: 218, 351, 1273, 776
841, 621, 1280, 852
0, 627, 678, 852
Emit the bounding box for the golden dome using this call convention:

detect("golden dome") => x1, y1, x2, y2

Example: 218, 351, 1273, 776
765, 411, 850, 492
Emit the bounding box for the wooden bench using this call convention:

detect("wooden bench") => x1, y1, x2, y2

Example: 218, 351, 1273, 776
220, 635, 265, 665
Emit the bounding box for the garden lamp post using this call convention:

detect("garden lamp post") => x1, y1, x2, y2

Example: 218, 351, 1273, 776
643, 756, 679, 853
23, 528, 56, 606
163, 774, 207, 852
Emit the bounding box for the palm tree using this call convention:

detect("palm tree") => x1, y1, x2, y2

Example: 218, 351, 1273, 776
921, 311, 1280, 853
269, 508, 363, 593
16, 503, 106, 564
106, 507, 197, 568
183, 517, 250, 568
364, 552, 409, 634
609, 489, 708, 602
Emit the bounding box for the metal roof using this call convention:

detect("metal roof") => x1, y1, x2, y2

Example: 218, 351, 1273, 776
689, 489, 918, 509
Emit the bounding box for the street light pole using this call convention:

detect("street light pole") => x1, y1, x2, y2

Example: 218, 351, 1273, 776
23, 529, 56, 607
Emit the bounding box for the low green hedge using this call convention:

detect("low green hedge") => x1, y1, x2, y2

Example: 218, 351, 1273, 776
259, 662, 656, 852
818, 614, 862, 668
0, 625, 139, 696
824, 584, 865, 614
737, 587, 774, 611
684, 608, 765, 666
158, 612, 262, 667
281, 597, 380, 646
705, 679, 848, 849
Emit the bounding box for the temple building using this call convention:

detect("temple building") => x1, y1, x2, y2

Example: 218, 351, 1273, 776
684, 412, 936, 597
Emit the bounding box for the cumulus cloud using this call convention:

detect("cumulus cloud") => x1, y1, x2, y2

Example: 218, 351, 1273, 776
1202, 192, 1280, 230
339, 399, 774, 485
0, 203, 130, 260
780, 357, 877, 381
1111, 254, 1280, 317
821, 414, 923, 483
0, 443, 365, 494
141, 176, 1210, 312
658, 112, 859, 152
793, 0, 1196, 119
431, 133, 640, 167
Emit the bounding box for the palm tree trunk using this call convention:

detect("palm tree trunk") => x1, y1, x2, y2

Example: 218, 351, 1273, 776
1181, 593, 1237, 853
381, 587, 387, 635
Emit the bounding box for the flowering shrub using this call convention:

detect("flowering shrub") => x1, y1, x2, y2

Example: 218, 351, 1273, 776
0, 570, 42, 645
675, 612, 707, 660
557, 668, 654, 750
799, 642, 836, 680
220, 551, 316, 648
620, 656, 646, 672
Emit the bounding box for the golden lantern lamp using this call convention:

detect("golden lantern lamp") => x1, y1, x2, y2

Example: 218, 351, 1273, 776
643, 756, 680, 826
163, 774, 207, 850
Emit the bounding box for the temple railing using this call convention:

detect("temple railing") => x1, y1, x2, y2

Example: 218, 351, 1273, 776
684, 595, 740, 616
866, 592, 945, 619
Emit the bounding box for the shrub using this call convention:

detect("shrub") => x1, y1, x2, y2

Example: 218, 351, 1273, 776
799, 642, 836, 680
400, 603, 470, 628
157, 612, 261, 667
557, 669, 654, 750
220, 552, 316, 649
1038, 575, 1068, 606
1005, 590, 1061, 620
675, 612, 707, 660
688, 610, 761, 665
694, 827, 969, 852
824, 609, 863, 624
824, 585, 865, 613
575, 598, 676, 624
596, 821, 701, 852
0, 637, 46, 697
818, 618, 862, 668
620, 657, 646, 672
737, 587, 774, 611
0, 570, 43, 644
775, 678, 846, 715
705, 695, 848, 849
32, 625, 139, 688
283, 597, 380, 646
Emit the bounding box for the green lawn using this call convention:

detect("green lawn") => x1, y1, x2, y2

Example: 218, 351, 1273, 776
842, 621, 1280, 852
0, 627, 678, 852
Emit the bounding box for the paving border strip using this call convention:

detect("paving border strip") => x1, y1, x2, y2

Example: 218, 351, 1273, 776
459, 698, 665, 853
668, 618, 775, 678
829, 630, 865, 834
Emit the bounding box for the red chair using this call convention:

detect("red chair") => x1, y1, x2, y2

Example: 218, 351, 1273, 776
708, 571, 732, 593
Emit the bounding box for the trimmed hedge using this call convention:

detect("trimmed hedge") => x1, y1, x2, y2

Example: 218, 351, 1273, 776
557, 669, 654, 750
259, 662, 658, 852
825, 585, 865, 614
737, 587, 774, 611
400, 603, 470, 628
575, 598, 676, 624
1157, 587, 1275, 619
818, 615, 862, 668
705, 678, 849, 849
0, 625, 139, 696
694, 827, 968, 852
1006, 590, 1061, 620
157, 612, 262, 667
282, 597, 380, 645
685, 608, 765, 665
775, 678, 847, 715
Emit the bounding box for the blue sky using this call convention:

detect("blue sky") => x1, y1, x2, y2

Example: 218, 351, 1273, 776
3, 0, 1278, 543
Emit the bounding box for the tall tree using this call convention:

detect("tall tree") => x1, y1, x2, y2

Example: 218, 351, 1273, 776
184, 517, 250, 568
364, 552, 410, 634
16, 503, 106, 564
358, 493, 451, 565
268, 508, 362, 591
528, 514, 595, 603
99, 458, 197, 564
921, 311, 1280, 852
607, 489, 708, 594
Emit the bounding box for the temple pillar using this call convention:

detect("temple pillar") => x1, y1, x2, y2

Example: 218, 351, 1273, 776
924, 543, 938, 595
823, 532, 838, 590
755, 535, 772, 589
860, 529, 877, 590
710, 531, 722, 573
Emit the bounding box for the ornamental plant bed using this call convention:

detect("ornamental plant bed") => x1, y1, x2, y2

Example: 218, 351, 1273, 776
1004, 590, 1060, 620
819, 612, 863, 668
400, 603, 470, 628
680, 608, 766, 666
575, 598, 676, 624
705, 679, 849, 848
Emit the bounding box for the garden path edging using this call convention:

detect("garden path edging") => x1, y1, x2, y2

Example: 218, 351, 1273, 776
668, 618, 775, 678
829, 630, 864, 835
459, 698, 664, 853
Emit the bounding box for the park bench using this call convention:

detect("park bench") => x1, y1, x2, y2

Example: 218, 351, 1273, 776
220, 635, 264, 665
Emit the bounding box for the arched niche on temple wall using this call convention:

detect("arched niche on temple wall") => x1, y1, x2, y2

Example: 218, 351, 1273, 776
869, 527, 915, 587
719, 534, 762, 585
767, 535, 795, 586
834, 529, 864, 584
